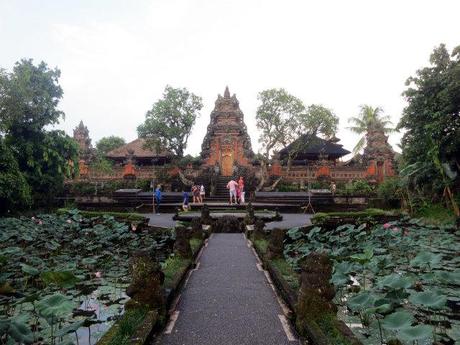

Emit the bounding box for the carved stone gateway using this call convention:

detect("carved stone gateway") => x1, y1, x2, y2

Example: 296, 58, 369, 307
201, 87, 254, 176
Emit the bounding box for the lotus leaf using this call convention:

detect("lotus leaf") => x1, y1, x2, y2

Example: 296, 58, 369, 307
410, 252, 442, 268
378, 274, 414, 290
350, 248, 374, 264
434, 270, 460, 285
20, 264, 40, 276
56, 319, 86, 337
381, 311, 414, 330
36, 293, 75, 319
398, 324, 432, 342
409, 291, 447, 309
347, 292, 376, 311
4, 318, 34, 344
40, 271, 78, 288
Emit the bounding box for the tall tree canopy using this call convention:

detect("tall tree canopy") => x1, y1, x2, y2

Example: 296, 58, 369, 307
0, 59, 78, 210
256, 88, 338, 160
138, 85, 203, 157
96, 136, 126, 155
348, 105, 394, 154
398, 44, 460, 215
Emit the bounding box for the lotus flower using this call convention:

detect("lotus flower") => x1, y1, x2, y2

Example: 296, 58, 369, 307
95, 271, 102, 278
391, 227, 400, 233
38, 220, 43, 225
66, 219, 72, 224
131, 225, 137, 232
383, 223, 391, 229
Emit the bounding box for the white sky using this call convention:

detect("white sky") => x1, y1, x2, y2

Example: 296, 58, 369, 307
1, 0, 459, 158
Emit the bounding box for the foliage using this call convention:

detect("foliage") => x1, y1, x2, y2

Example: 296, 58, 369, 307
342, 179, 374, 196
398, 44, 460, 215
56, 208, 146, 222
284, 218, 460, 345
96, 136, 126, 155
376, 177, 402, 203
0, 210, 173, 344
413, 202, 457, 225
106, 308, 148, 345
0, 59, 79, 209
348, 105, 394, 154
161, 255, 190, 289
256, 88, 338, 160
138, 85, 203, 157
0, 138, 31, 213
89, 156, 114, 174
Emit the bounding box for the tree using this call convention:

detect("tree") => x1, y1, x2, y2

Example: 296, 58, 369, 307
348, 105, 394, 154
398, 44, 460, 216
0, 59, 63, 134
256, 88, 339, 189
0, 59, 78, 208
0, 138, 31, 213
138, 85, 203, 157
96, 136, 126, 155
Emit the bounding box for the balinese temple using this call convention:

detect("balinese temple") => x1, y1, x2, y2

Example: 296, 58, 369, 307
278, 134, 350, 165
201, 86, 254, 176
105, 138, 172, 166
72, 87, 395, 183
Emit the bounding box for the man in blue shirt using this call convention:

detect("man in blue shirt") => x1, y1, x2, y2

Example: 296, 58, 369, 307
155, 185, 162, 214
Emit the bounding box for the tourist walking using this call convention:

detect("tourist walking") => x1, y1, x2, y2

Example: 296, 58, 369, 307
226, 179, 238, 205
238, 176, 245, 204
330, 181, 336, 196
200, 184, 205, 203
182, 189, 190, 211
154, 185, 162, 214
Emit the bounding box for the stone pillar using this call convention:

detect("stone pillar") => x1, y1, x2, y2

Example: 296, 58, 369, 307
126, 250, 165, 311
266, 228, 285, 259
296, 252, 336, 322
190, 217, 203, 239
174, 226, 192, 258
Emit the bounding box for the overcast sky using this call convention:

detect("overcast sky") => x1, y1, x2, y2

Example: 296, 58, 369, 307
1, 0, 459, 157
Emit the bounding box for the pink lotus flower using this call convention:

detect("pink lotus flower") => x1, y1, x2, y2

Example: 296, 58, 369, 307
66, 219, 72, 224
31, 216, 36, 220
38, 220, 43, 225
383, 223, 391, 229
131, 225, 137, 232
95, 271, 102, 278
391, 227, 400, 233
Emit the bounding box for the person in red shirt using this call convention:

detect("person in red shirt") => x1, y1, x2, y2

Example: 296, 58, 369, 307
238, 176, 245, 204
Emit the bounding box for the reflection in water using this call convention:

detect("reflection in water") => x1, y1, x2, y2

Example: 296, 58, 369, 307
75, 284, 128, 345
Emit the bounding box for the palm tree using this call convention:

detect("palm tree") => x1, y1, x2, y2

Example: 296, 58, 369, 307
348, 105, 394, 154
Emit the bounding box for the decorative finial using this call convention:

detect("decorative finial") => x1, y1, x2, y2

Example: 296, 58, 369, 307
224, 86, 230, 98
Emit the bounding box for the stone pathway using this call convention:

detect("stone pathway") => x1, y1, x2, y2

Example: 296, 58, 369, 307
157, 234, 299, 345
145, 213, 312, 230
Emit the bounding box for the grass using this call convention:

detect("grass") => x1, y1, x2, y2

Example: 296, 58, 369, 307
414, 202, 457, 225
316, 314, 353, 345
271, 258, 300, 290
162, 255, 191, 289
97, 308, 148, 345
253, 239, 268, 254
190, 238, 203, 254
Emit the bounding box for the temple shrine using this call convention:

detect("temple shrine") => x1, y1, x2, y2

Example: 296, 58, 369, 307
72, 87, 395, 185
200, 87, 254, 176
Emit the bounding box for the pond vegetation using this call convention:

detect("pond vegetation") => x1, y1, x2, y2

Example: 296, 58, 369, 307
0, 210, 173, 344
284, 218, 460, 344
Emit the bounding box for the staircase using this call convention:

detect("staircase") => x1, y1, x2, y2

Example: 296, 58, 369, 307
214, 176, 231, 198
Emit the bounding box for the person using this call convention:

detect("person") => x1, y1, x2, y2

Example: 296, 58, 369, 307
200, 184, 205, 203
154, 185, 162, 214
226, 179, 238, 205
182, 189, 190, 211
192, 183, 200, 203
238, 176, 245, 204
330, 181, 336, 195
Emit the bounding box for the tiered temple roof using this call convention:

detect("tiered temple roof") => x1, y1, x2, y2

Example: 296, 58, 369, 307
106, 138, 172, 165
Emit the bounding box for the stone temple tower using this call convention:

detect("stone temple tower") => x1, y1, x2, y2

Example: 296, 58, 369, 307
201, 87, 254, 176
73, 120, 92, 160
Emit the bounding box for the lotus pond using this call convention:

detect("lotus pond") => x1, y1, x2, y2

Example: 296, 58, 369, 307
284, 217, 460, 345
0, 210, 173, 345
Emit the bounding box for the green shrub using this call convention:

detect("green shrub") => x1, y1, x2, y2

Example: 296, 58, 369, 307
377, 177, 402, 202
342, 179, 374, 196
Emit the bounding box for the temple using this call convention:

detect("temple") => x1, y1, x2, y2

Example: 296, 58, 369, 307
72, 87, 395, 185
201, 87, 254, 175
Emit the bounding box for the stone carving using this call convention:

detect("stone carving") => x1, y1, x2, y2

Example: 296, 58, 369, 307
201, 87, 254, 175
174, 225, 192, 258
126, 250, 165, 311
73, 121, 92, 161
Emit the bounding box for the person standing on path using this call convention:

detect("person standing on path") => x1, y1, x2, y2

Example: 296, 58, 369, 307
226, 179, 238, 205
199, 184, 205, 203
182, 189, 190, 211
155, 185, 162, 214
238, 176, 245, 204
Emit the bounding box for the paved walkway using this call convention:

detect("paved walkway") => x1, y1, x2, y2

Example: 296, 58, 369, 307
158, 234, 298, 345
146, 213, 312, 230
